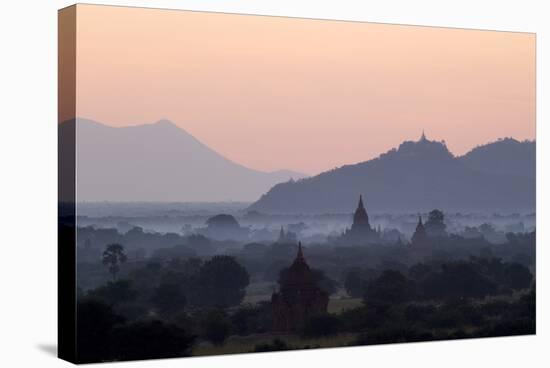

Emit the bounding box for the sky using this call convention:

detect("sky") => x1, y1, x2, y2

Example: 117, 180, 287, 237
68, 4, 535, 175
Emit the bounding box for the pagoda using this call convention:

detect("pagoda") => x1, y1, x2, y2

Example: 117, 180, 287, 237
271, 243, 328, 333
411, 215, 430, 250
338, 195, 381, 244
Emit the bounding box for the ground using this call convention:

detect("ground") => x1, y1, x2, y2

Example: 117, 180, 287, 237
197, 283, 364, 356
192, 333, 359, 356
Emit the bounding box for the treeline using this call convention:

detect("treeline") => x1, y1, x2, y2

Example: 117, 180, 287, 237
276, 257, 535, 348
77, 253, 255, 362
77, 248, 535, 363
344, 256, 533, 300
83, 255, 250, 315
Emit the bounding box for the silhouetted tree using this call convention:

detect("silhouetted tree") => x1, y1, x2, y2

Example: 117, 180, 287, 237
151, 280, 187, 316
311, 269, 339, 295
87, 279, 137, 306
301, 315, 341, 337
408, 263, 432, 281
420, 261, 496, 300
425, 209, 447, 238
364, 270, 415, 305
253, 339, 289, 352
111, 320, 195, 361
502, 262, 533, 291
102, 243, 127, 280
197, 255, 250, 307
344, 269, 364, 298
199, 309, 231, 346
76, 299, 124, 363
230, 303, 271, 335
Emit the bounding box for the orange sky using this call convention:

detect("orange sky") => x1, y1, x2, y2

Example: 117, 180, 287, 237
72, 4, 535, 175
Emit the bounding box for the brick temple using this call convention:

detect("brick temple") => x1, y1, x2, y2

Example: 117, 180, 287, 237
271, 242, 329, 333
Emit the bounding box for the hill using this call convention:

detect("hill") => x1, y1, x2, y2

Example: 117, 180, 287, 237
458, 138, 535, 177
248, 136, 535, 214
60, 118, 305, 202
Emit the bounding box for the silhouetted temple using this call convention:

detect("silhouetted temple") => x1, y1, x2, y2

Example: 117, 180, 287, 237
339, 195, 381, 244
271, 243, 329, 333
411, 215, 429, 249
277, 226, 297, 244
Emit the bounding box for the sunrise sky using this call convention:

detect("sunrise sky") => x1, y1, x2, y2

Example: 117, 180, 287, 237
69, 4, 535, 175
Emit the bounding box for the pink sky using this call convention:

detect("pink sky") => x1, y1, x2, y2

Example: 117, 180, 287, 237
72, 5, 535, 175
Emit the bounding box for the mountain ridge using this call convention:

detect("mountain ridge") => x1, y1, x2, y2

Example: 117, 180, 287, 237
248, 136, 535, 214
60, 118, 306, 202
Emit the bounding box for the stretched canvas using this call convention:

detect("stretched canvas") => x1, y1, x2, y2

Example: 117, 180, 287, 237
58, 4, 536, 364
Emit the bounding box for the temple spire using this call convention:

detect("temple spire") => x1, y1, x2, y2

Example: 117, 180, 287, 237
420, 130, 427, 142
411, 214, 428, 248
296, 242, 304, 261
352, 194, 371, 230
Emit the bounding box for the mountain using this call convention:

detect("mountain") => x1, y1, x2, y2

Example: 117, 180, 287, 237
458, 138, 535, 178
61, 118, 306, 202
248, 136, 535, 214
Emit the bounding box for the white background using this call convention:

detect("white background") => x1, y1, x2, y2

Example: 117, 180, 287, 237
0, 0, 548, 367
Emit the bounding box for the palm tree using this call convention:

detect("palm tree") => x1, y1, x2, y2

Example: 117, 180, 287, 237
102, 243, 127, 280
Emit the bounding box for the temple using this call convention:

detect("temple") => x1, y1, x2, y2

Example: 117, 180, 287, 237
271, 242, 329, 333
338, 195, 381, 244
411, 215, 429, 250
420, 129, 427, 142
276, 226, 296, 244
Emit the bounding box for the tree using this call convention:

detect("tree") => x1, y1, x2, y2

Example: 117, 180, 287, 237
364, 270, 415, 305
198, 255, 250, 307
253, 339, 289, 352
199, 309, 230, 346
230, 303, 267, 336
76, 299, 124, 363
502, 262, 533, 291
151, 280, 187, 316
301, 315, 341, 337
408, 263, 432, 281
311, 269, 339, 295
102, 243, 127, 280
111, 320, 195, 361
344, 269, 364, 298
425, 209, 447, 238
87, 279, 137, 306
420, 261, 497, 300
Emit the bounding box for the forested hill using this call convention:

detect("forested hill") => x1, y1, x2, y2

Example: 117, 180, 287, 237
458, 138, 535, 178
248, 137, 535, 214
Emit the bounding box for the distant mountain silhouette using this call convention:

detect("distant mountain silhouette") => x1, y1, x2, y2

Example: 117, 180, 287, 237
249, 135, 535, 214
458, 138, 535, 178
61, 118, 306, 202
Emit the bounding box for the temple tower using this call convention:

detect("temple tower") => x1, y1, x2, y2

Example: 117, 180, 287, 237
338, 195, 380, 244
351, 194, 372, 232
411, 215, 429, 248
271, 242, 329, 333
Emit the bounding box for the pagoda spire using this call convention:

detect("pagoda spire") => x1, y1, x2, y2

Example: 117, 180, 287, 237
411, 214, 428, 248
296, 242, 304, 261
420, 130, 427, 142
352, 194, 370, 228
